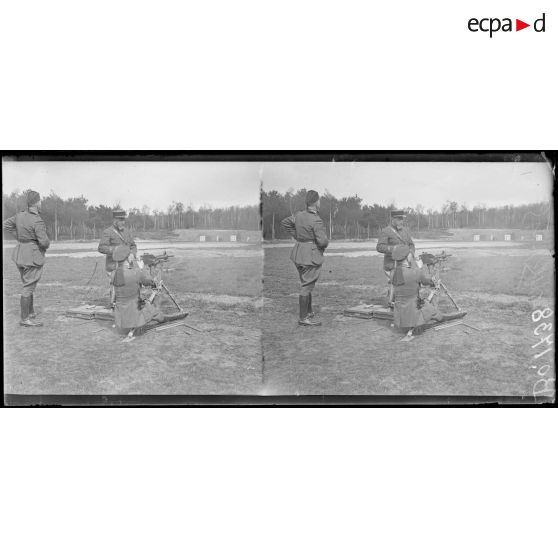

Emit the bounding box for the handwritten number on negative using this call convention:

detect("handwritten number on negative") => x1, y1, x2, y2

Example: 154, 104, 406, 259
534, 347, 553, 360
534, 322, 552, 335
532, 308, 553, 322
532, 333, 553, 350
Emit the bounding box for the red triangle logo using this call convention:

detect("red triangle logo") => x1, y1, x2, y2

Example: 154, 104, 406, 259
516, 19, 530, 31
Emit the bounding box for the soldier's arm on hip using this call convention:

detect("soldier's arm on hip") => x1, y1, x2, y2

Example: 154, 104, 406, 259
280, 215, 296, 237
2, 215, 17, 236
313, 217, 329, 250
34, 217, 51, 250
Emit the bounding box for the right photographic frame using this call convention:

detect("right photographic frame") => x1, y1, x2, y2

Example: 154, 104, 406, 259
260, 153, 555, 402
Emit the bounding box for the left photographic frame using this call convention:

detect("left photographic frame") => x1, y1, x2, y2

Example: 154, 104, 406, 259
2, 154, 264, 401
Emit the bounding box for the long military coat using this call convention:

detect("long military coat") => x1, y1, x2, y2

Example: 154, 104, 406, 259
393, 266, 437, 328
3, 208, 51, 267
113, 266, 158, 329
281, 209, 329, 266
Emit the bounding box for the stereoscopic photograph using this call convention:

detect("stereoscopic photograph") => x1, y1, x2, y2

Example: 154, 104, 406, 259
2, 153, 555, 404
260, 157, 555, 399
2, 157, 263, 398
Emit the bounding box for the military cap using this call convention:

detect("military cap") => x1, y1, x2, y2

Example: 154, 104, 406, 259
112, 209, 127, 219
306, 190, 320, 205
113, 244, 131, 262
26, 190, 41, 206
390, 209, 407, 218
392, 244, 410, 261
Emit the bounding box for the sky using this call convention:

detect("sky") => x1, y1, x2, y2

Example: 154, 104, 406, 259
1, 161, 261, 211
2, 160, 553, 212
260, 162, 553, 210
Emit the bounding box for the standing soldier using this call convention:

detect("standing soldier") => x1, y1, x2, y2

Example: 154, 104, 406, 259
3, 190, 50, 327
376, 209, 415, 306
98, 209, 137, 306
281, 190, 329, 326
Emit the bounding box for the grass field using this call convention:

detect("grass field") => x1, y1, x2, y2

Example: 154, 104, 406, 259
262, 241, 555, 397
3, 237, 555, 399
3, 242, 263, 395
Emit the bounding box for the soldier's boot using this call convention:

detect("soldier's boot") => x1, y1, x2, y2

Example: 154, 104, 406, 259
20, 295, 28, 322
298, 295, 321, 326
307, 293, 315, 318
28, 293, 37, 319
298, 295, 308, 321
20, 296, 43, 327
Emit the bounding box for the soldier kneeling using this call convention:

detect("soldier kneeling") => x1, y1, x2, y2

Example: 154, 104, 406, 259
112, 245, 165, 338
391, 245, 443, 341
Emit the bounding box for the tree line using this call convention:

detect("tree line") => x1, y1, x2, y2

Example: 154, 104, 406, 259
261, 188, 553, 240
2, 190, 260, 241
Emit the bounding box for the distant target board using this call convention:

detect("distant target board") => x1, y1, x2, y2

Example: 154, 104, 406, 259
536, 234, 543, 241
230, 234, 237, 242
473, 234, 480, 241
199, 235, 206, 242
504, 234, 511, 241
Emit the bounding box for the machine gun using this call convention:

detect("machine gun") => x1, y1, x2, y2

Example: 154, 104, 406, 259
418, 250, 451, 269
141, 251, 174, 268
139, 251, 183, 313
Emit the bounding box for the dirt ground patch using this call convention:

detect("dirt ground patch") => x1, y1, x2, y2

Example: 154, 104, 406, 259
3, 245, 263, 395
3, 240, 259, 252
262, 245, 555, 397
269, 239, 552, 260
7, 244, 263, 260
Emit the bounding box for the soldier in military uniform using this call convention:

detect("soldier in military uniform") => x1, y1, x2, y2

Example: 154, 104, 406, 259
391, 245, 443, 340
376, 209, 415, 306
3, 190, 51, 327
111, 245, 165, 335
98, 209, 137, 306
281, 190, 329, 326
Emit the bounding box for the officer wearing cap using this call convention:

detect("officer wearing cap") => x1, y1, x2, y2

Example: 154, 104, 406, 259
111, 244, 165, 333
98, 209, 137, 306
391, 245, 442, 340
3, 190, 50, 327
281, 190, 329, 326
376, 209, 415, 306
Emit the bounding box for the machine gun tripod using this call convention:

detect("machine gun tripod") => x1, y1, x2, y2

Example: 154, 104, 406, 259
141, 251, 183, 313
418, 251, 461, 312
